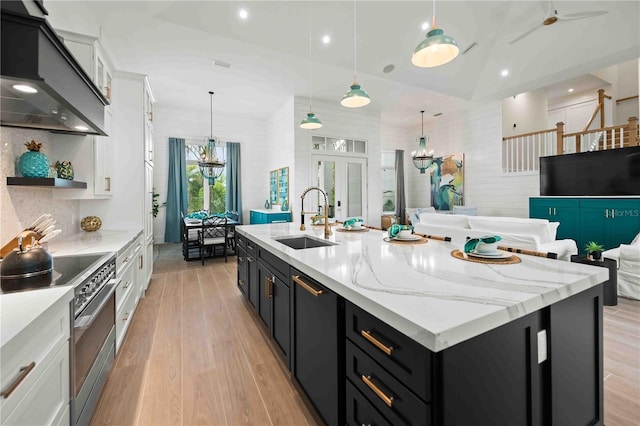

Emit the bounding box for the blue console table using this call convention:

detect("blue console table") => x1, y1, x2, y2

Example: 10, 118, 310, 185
250, 209, 292, 224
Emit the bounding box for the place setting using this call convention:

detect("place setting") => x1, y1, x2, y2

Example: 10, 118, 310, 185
336, 217, 369, 232
451, 236, 521, 264
383, 224, 427, 244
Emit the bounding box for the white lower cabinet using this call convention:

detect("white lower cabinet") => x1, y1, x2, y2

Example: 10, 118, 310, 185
0, 294, 71, 425
3, 343, 70, 426
115, 233, 145, 352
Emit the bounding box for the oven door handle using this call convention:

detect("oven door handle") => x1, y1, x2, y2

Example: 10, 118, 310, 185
74, 279, 119, 330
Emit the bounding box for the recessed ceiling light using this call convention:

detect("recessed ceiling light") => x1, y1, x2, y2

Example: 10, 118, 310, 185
421, 22, 430, 31
74, 125, 89, 131
322, 35, 331, 45
238, 8, 248, 20
501, 69, 509, 77
568, 88, 574, 93
13, 84, 37, 94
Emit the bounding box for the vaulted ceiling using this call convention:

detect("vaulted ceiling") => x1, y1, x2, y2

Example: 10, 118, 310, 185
48, 1, 640, 128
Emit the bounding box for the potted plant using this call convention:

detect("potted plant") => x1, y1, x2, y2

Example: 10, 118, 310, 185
584, 241, 604, 261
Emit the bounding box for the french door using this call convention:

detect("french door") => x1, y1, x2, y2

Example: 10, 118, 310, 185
311, 155, 367, 222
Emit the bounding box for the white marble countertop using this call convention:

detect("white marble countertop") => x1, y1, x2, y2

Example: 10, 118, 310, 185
237, 223, 609, 352
1, 286, 73, 349
46, 228, 143, 257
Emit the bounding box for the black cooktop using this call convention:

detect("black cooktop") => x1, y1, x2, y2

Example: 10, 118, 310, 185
51, 253, 107, 286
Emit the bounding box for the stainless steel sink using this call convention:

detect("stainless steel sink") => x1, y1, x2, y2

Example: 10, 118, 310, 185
274, 236, 337, 250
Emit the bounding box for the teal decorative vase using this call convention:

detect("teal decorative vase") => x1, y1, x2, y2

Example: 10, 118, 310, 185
19, 150, 49, 178
281, 199, 289, 211
55, 161, 74, 180
264, 199, 270, 209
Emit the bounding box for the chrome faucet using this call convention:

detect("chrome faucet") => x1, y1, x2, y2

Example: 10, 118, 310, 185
300, 186, 332, 238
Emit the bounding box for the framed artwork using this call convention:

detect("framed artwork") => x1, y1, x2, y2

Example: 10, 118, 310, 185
269, 167, 289, 208
430, 153, 464, 211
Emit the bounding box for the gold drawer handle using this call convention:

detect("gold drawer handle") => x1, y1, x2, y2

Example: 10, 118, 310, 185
1, 362, 36, 399
292, 275, 323, 297
361, 375, 394, 408
239, 279, 246, 287
361, 330, 393, 356
265, 276, 273, 298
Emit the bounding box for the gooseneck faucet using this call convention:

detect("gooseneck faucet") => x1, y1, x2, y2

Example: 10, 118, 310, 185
300, 186, 332, 238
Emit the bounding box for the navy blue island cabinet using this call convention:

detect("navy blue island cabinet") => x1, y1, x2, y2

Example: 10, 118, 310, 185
237, 233, 605, 426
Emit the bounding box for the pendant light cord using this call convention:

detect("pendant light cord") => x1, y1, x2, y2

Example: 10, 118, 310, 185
432, 0, 437, 29
353, 0, 357, 83
308, 1, 312, 109
209, 91, 214, 140
421, 110, 425, 137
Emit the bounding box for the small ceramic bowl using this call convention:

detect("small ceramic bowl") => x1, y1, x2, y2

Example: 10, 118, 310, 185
475, 241, 498, 254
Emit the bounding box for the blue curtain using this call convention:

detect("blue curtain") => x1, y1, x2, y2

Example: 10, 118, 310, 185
225, 142, 243, 223
164, 137, 188, 242
395, 150, 407, 224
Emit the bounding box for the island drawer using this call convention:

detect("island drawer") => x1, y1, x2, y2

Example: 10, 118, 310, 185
258, 246, 288, 282
346, 340, 430, 425
346, 379, 397, 426
346, 302, 431, 403
236, 233, 247, 250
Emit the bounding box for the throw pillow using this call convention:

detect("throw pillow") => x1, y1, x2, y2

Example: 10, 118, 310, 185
631, 231, 640, 245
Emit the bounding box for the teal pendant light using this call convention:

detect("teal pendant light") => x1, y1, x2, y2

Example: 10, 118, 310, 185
300, 1, 323, 129
411, 110, 434, 174
300, 112, 322, 130
412, 0, 459, 68
341, 0, 370, 108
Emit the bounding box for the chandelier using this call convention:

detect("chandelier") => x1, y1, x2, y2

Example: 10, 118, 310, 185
199, 91, 225, 184
411, 110, 434, 174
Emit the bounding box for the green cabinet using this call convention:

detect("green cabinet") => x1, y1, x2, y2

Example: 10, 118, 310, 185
530, 198, 640, 252
529, 198, 580, 240
249, 209, 291, 224
579, 199, 640, 250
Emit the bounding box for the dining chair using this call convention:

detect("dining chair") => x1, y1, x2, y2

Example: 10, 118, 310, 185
198, 215, 228, 265
181, 212, 200, 261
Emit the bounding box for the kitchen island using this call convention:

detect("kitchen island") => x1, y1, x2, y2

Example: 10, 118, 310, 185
236, 223, 608, 426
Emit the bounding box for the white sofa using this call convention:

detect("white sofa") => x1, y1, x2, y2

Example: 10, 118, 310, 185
413, 212, 578, 261
603, 233, 640, 300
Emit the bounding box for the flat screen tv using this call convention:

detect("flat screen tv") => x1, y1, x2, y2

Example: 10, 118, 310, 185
540, 146, 640, 196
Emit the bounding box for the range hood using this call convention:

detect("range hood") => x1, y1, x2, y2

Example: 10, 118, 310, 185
1, 3, 108, 136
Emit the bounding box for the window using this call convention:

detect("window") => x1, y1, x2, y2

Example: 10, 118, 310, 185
185, 143, 226, 213
311, 136, 367, 154
381, 150, 396, 213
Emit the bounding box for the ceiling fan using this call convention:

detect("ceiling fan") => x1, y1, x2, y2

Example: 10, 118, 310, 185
509, 0, 608, 45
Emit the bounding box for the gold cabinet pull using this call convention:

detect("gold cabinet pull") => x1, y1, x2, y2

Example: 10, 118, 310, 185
238, 256, 245, 262
361, 375, 394, 407
239, 279, 246, 287
361, 330, 393, 356
265, 276, 273, 298
1, 362, 36, 399
292, 275, 323, 297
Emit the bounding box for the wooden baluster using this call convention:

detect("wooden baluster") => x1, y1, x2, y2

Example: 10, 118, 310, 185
598, 89, 606, 128
629, 117, 639, 146
556, 122, 564, 155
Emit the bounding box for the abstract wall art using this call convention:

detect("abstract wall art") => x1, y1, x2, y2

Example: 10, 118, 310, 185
430, 153, 464, 211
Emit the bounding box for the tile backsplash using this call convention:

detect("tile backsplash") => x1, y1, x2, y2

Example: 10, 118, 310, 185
1, 127, 79, 247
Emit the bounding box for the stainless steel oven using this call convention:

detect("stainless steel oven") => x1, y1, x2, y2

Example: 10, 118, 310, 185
51, 252, 118, 426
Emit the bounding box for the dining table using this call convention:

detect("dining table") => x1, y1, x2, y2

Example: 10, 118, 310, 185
182, 216, 241, 261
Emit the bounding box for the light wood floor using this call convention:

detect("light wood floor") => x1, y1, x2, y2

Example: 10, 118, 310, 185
91, 244, 640, 426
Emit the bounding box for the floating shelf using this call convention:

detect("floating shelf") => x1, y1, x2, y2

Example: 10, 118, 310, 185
6, 177, 87, 189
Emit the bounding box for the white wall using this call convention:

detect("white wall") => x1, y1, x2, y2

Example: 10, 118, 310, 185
152, 105, 269, 242
0, 127, 80, 246
409, 102, 539, 218
502, 89, 548, 137
615, 59, 640, 125
265, 97, 295, 207
293, 98, 381, 226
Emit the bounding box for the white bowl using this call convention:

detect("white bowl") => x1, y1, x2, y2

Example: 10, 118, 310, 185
398, 229, 412, 238
475, 241, 498, 254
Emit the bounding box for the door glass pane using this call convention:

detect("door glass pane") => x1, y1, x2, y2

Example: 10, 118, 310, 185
312, 136, 325, 151
316, 160, 335, 217
327, 138, 346, 152
347, 140, 353, 152
347, 162, 363, 217
354, 140, 366, 153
